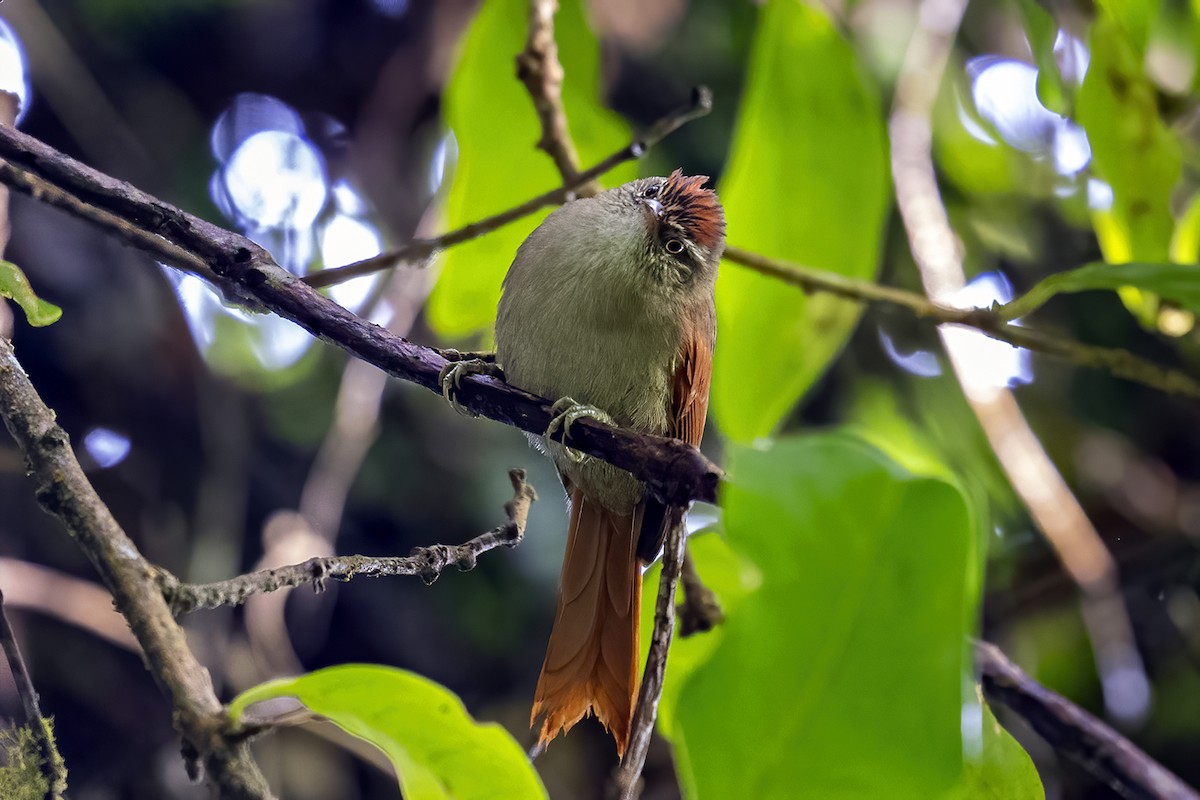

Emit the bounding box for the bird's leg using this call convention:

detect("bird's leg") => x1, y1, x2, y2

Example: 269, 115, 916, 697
438, 356, 504, 417
440, 348, 496, 363
545, 397, 614, 464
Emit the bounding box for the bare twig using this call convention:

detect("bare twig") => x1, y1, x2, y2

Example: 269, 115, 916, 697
891, 0, 1149, 723
162, 469, 537, 615
610, 520, 687, 800
0, 587, 67, 798
0, 337, 274, 799
516, 0, 592, 192
723, 246, 1200, 400
977, 641, 1198, 800
302, 87, 712, 290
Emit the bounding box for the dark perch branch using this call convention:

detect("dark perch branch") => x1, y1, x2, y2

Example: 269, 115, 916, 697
977, 641, 1198, 800
610, 521, 687, 800
302, 87, 712, 290
0, 337, 274, 800
0, 587, 68, 798
0, 123, 721, 508
163, 469, 538, 615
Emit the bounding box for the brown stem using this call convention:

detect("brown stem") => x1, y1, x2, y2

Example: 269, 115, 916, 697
0, 336, 274, 799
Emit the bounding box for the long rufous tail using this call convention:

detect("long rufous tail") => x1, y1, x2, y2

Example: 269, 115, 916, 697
531, 486, 643, 756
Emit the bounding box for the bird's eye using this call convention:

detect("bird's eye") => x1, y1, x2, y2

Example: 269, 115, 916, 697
643, 183, 661, 199
665, 238, 685, 255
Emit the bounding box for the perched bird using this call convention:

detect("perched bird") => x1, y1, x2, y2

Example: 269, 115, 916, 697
491, 170, 725, 756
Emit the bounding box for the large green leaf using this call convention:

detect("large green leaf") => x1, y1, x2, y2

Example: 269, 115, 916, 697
1000, 261, 1200, 320
228, 665, 547, 800
713, 0, 888, 443
943, 699, 1044, 800
674, 433, 976, 799
0, 260, 61, 327
428, 0, 633, 340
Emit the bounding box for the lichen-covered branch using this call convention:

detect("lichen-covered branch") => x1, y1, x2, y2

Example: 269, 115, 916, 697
0, 337, 274, 800
162, 469, 537, 615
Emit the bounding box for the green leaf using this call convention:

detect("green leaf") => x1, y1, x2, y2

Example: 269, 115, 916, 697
713, 0, 888, 443
999, 261, 1200, 320
674, 433, 975, 799
229, 665, 547, 800
1077, 19, 1180, 263
638, 530, 759, 739
428, 0, 633, 340
942, 699, 1044, 799
0, 260, 62, 327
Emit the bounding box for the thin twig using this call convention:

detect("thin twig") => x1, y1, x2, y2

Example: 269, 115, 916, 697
0, 587, 67, 798
977, 641, 1198, 800
0, 337, 275, 799
724, 245, 1200, 400
303, 87, 712, 290
162, 469, 537, 615
677, 548, 724, 637
610, 520, 687, 800
516, 0, 591, 191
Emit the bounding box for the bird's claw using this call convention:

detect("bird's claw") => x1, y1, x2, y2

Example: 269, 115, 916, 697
545, 397, 613, 463
438, 358, 503, 417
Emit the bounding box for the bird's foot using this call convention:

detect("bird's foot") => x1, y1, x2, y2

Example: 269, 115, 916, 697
438, 358, 504, 417
545, 397, 613, 463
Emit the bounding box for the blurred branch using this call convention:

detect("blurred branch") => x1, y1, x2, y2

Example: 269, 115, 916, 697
0, 124, 722, 507
0, 586, 68, 799
0, 559, 138, 651
892, 0, 1148, 724
302, 87, 711, 290
516, 0, 593, 192
977, 641, 1199, 800
677, 548, 724, 637
0, 337, 274, 800
611, 522, 687, 800
162, 469, 538, 615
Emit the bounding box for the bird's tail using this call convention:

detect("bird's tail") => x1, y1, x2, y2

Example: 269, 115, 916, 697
531, 486, 642, 756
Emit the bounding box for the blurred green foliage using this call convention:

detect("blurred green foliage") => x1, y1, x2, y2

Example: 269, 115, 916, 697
231, 665, 547, 799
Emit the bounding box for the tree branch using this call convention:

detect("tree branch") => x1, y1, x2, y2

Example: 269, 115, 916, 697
302, 86, 711, 290
0, 123, 721, 507
0, 587, 67, 799
610, 519, 687, 800
515, 0, 593, 192
162, 469, 537, 615
724, 245, 1200, 401
0, 336, 274, 800
977, 641, 1199, 800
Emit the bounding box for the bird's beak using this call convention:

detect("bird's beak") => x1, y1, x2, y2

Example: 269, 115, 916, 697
641, 198, 664, 230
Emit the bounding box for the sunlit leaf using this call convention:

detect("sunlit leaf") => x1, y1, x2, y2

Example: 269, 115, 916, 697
0, 260, 61, 327
943, 698, 1044, 799
1077, 16, 1182, 326
713, 0, 888, 443
428, 0, 634, 340
229, 665, 547, 800
638, 531, 759, 739
675, 433, 975, 799
999, 261, 1200, 320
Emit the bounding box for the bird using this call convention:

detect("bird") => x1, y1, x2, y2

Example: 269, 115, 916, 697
488, 169, 725, 756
